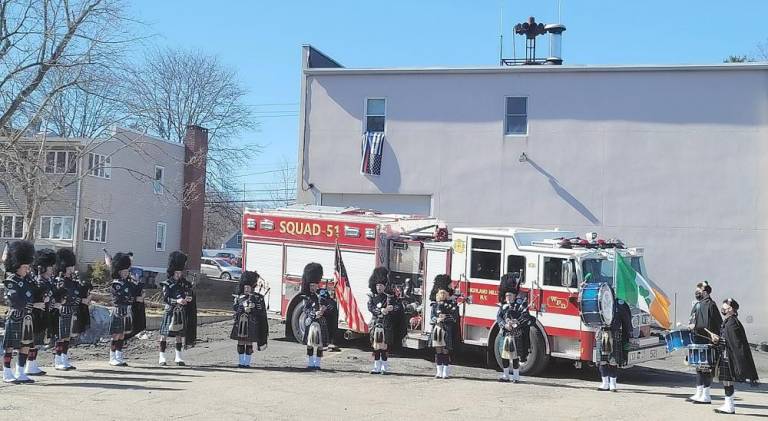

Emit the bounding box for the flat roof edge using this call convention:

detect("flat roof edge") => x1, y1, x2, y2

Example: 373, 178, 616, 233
305, 63, 768, 76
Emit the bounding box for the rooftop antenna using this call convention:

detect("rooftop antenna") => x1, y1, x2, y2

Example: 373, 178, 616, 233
498, 0, 504, 64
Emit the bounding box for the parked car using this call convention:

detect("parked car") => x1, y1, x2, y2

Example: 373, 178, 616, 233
200, 257, 242, 281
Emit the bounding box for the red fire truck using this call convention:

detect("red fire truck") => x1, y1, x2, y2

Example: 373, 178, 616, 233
241, 205, 669, 375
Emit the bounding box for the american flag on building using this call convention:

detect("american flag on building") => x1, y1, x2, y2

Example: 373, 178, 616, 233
333, 242, 368, 333
360, 132, 385, 176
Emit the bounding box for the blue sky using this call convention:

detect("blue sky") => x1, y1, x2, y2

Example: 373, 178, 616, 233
130, 0, 768, 201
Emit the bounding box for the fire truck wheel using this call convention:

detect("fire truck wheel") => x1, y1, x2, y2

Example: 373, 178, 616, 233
491, 326, 549, 376
289, 299, 307, 343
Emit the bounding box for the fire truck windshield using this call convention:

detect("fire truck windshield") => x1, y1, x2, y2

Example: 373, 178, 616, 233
581, 256, 644, 286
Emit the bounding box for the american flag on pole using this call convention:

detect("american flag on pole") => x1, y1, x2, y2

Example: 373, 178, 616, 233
333, 242, 368, 333
360, 132, 385, 176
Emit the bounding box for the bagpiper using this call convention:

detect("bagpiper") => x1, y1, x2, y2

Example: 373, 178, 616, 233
495, 273, 534, 383
230, 271, 268, 368
711, 298, 759, 415
124, 252, 146, 340
429, 275, 459, 379
108, 252, 135, 366
25, 248, 57, 376
687, 281, 722, 404
52, 248, 83, 371
300, 263, 334, 370
2, 240, 37, 383
596, 298, 632, 392
367, 267, 401, 375
158, 251, 196, 366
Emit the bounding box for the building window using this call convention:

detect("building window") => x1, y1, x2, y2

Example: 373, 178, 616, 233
470, 238, 502, 281
155, 222, 167, 251
504, 96, 528, 135
153, 166, 164, 195
87, 153, 111, 179
83, 218, 108, 243
0, 214, 24, 239
45, 151, 77, 174
40, 216, 74, 240
365, 98, 386, 133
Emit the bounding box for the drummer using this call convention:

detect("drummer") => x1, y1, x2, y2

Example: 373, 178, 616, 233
687, 281, 722, 405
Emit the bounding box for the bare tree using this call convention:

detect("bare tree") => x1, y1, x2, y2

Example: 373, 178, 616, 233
0, 0, 135, 138
202, 189, 241, 249
124, 48, 259, 195
0, 0, 148, 240
267, 159, 297, 209
756, 39, 768, 61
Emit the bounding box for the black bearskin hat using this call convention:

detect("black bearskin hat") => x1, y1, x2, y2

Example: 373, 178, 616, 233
499, 272, 521, 303
237, 270, 259, 294
301, 262, 323, 294
5, 240, 35, 273
166, 251, 188, 277
55, 248, 76, 275
429, 274, 453, 301
111, 252, 132, 279
34, 248, 57, 271
368, 267, 390, 294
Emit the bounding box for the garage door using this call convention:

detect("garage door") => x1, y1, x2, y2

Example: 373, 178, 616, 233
321, 193, 432, 216
244, 241, 283, 314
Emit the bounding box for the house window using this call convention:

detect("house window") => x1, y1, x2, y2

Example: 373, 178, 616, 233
153, 166, 164, 195
40, 216, 74, 240
365, 98, 386, 133
470, 238, 502, 281
155, 222, 167, 251
504, 96, 528, 135
0, 215, 24, 239
87, 153, 111, 179
83, 218, 108, 243
45, 151, 77, 174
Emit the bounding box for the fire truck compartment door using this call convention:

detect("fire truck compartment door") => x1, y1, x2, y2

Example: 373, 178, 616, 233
423, 247, 450, 331
244, 241, 284, 314
284, 245, 376, 329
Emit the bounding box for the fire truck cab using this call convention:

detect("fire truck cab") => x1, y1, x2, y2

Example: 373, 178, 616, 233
417, 227, 669, 375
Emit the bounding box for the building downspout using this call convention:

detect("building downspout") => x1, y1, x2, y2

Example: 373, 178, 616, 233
297, 45, 313, 205
72, 144, 83, 260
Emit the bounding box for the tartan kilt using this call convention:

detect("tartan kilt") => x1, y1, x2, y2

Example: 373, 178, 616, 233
109, 306, 133, 335
230, 312, 259, 343
428, 321, 456, 351
32, 309, 52, 346
369, 320, 395, 348
2, 312, 27, 349
159, 306, 185, 337
75, 304, 91, 334
302, 316, 330, 347
717, 354, 734, 382
58, 305, 77, 339
596, 328, 627, 367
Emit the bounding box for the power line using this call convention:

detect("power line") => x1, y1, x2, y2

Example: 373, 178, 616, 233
245, 102, 299, 107
205, 199, 296, 205
230, 168, 296, 178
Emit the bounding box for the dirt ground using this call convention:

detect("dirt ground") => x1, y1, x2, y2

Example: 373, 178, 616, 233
1, 318, 766, 421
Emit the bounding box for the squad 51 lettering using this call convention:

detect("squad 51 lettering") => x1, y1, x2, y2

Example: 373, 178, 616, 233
279, 220, 339, 238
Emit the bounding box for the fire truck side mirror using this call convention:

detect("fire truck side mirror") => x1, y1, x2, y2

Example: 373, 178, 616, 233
561, 260, 573, 288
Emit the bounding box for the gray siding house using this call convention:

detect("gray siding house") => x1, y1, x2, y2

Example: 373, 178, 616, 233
1, 126, 208, 275
296, 46, 768, 340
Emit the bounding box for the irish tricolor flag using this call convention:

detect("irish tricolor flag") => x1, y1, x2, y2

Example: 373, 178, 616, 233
615, 252, 672, 329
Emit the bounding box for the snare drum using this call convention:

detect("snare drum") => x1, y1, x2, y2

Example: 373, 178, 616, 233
687, 344, 716, 369
579, 282, 614, 328
664, 329, 694, 352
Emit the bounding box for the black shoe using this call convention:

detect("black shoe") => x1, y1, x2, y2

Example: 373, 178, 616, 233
714, 409, 735, 415
597, 387, 610, 392
693, 400, 711, 405
27, 370, 46, 376
499, 377, 511, 383
176, 361, 186, 367
159, 362, 167, 367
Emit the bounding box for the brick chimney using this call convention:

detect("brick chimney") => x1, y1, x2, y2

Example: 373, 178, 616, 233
181, 125, 208, 271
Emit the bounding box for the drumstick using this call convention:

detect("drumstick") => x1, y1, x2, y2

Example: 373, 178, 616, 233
703, 328, 718, 339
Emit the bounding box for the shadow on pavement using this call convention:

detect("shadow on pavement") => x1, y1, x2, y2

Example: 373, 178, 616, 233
41, 382, 181, 391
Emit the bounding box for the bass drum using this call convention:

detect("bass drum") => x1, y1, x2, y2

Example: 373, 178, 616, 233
579, 282, 614, 328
